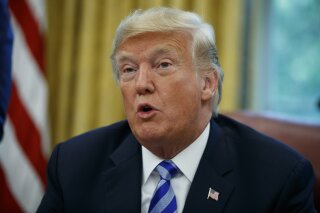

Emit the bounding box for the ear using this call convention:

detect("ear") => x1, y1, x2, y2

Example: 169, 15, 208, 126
200, 70, 218, 102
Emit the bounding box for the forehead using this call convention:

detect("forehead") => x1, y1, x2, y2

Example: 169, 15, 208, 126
115, 31, 193, 60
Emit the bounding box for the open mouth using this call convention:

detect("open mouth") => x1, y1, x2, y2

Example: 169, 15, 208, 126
137, 104, 157, 119
139, 104, 153, 113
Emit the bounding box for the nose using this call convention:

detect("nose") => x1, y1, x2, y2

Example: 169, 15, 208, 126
135, 64, 155, 95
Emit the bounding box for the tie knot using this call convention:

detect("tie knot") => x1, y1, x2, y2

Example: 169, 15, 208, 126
155, 160, 178, 180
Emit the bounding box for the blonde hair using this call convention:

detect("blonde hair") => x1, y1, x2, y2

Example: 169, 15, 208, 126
111, 7, 224, 116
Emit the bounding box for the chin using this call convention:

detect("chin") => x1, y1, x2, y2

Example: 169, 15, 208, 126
136, 131, 161, 143
134, 129, 166, 145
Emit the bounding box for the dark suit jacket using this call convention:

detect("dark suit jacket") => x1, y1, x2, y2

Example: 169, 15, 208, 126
37, 115, 316, 212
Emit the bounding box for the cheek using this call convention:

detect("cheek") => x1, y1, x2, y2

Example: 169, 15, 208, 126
163, 80, 201, 115
120, 86, 135, 111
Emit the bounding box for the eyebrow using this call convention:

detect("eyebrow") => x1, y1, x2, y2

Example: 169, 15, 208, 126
115, 52, 136, 64
148, 46, 180, 61
116, 44, 180, 64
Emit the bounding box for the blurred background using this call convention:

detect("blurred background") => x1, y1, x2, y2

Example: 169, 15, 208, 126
1, 0, 319, 212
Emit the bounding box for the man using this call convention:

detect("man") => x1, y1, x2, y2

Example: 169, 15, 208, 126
38, 7, 316, 212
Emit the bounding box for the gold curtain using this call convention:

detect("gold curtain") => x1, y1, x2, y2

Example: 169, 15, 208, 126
46, 0, 244, 146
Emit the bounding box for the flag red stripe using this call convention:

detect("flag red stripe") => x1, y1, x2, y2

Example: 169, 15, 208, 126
9, 0, 45, 74
0, 166, 23, 213
8, 82, 47, 187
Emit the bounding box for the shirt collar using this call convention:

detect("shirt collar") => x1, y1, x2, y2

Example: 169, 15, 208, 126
142, 122, 210, 184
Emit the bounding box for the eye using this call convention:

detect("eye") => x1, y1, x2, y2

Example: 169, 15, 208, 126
119, 65, 137, 81
154, 59, 175, 76
121, 66, 136, 74
158, 61, 172, 69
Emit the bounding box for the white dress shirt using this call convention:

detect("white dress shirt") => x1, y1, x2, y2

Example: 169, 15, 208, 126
141, 123, 210, 213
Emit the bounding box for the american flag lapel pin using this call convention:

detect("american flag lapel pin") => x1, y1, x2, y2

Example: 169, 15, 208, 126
207, 187, 219, 201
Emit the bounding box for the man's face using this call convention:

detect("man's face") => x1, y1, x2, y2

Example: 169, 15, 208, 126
115, 31, 213, 157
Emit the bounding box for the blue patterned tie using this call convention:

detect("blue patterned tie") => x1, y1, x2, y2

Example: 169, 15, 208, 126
148, 160, 179, 213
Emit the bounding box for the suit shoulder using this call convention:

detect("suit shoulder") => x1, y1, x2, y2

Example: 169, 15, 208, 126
211, 115, 315, 211
214, 114, 305, 164
213, 114, 313, 189
56, 120, 131, 156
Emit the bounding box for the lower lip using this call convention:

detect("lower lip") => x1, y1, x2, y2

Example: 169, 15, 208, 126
137, 110, 157, 119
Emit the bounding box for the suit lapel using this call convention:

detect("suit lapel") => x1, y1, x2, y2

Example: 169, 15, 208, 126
183, 119, 235, 213
103, 134, 142, 213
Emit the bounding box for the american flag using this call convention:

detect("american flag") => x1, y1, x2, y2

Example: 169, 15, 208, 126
0, 0, 13, 141
0, 0, 49, 212
207, 187, 220, 201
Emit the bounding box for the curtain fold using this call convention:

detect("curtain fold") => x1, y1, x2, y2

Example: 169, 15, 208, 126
47, 0, 244, 146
